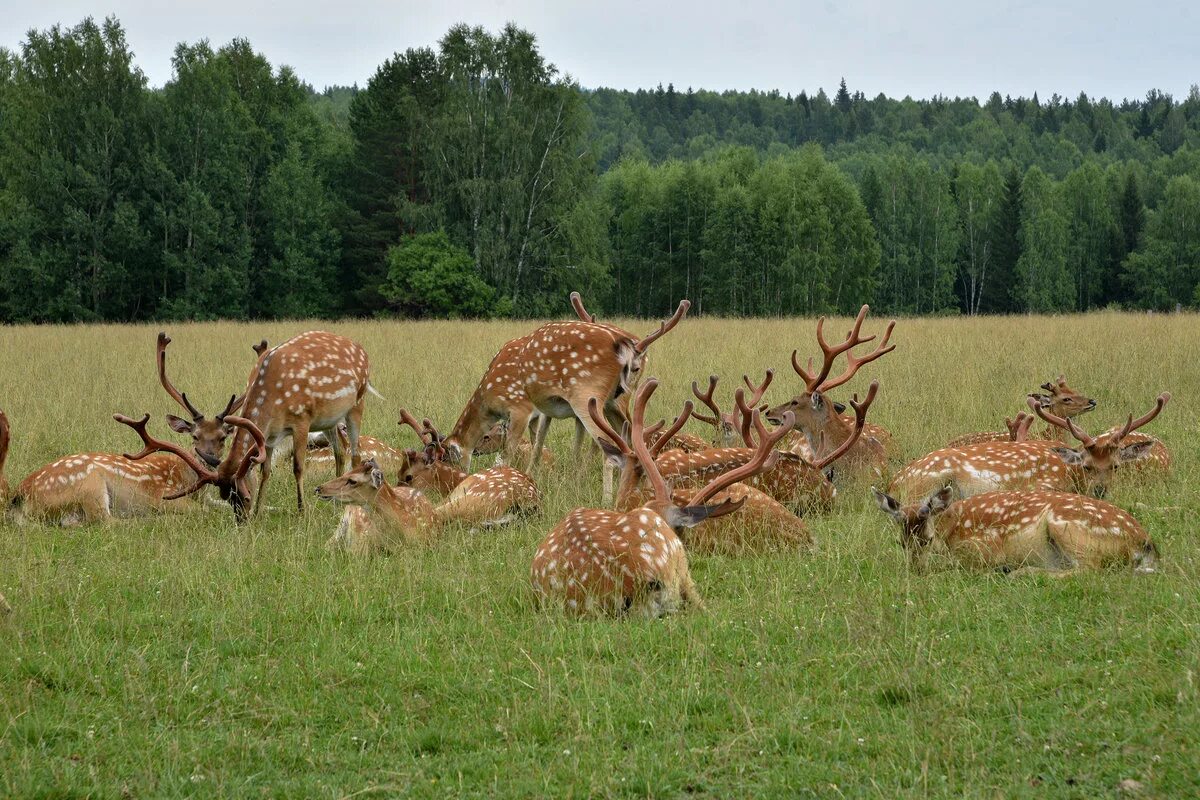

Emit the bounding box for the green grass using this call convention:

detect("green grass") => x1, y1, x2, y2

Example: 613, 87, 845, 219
1, 313, 1198, 797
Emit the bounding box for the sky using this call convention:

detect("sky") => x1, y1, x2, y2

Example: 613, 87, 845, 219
2, 0, 1198, 102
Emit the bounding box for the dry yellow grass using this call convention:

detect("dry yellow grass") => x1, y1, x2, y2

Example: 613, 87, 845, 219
0, 311, 1197, 797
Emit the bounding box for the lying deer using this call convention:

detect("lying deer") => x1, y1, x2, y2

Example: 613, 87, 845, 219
596, 391, 813, 554
947, 375, 1097, 447
692, 372, 775, 448
530, 378, 785, 618
766, 305, 896, 479
887, 393, 1169, 502
273, 424, 406, 476
872, 487, 1158, 575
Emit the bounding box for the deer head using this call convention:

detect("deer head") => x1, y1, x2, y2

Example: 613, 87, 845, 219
114, 412, 266, 522
1027, 374, 1096, 419
156, 332, 247, 468
872, 485, 955, 570
315, 459, 387, 504
766, 305, 895, 446
692, 371, 774, 447
1026, 392, 1169, 497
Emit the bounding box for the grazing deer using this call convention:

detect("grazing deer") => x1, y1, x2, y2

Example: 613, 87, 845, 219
766, 305, 896, 479
233, 331, 378, 513
692, 371, 775, 447
114, 413, 267, 522
887, 393, 1169, 502
947, 375, 1097, 447
155, 332, 246, 467
444, 299, 690, 503
872, 488, 1158, 575
530, 378, 782, 618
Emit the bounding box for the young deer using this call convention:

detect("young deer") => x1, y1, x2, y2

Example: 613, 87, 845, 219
691, 371, 775, 448
887, 393, 1169, 502
946, 375, 1097, 447
156, 332, 246, 467
444, 299, 690, 503
766, 305, 896, 479
530, 378, 780, 618
114, 413, 267, 522
872, 487, 1158, 575
601, 392, 813, 554
234, 331, 378, 514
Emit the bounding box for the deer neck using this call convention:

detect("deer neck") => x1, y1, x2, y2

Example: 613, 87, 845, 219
431, 462, 468, 494
805, 414, 853, 456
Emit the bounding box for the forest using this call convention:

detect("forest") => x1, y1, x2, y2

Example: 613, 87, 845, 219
1, 16, 1198, 322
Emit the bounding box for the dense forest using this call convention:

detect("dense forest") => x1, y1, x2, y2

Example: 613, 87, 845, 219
1, 17, 1198, 322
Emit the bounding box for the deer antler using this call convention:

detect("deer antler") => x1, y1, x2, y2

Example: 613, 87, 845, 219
117, 413, 213, 477
742, 369, 774, 407
807, 380, 877, 471
398, 409, 433, 446
569, 291, 595, 323
252, 339, 269, 356
1026, 396, 1094, 446
690, 375, 722, 425
626, 379, 677, 504
690, 408, 795, 506
648, 401, 694, 458
635, 300, 690, 353
222, 415, 267, 482
791, 305, 896, 393
156, 333, 202, 419
1005, 412, 1034, 442
1115, 392, 1170, 442
587, 397, 633, 456
734, 388, 756, 447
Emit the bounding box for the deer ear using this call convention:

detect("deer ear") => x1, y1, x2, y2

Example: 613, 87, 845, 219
666, 498, 743, 530
919, 485, 954, 518
597, 439, 626, 468
367, 461, 385, 488
166, 414, 195, 434
872, 487, 905, 523
444, 442, 463, 462
832, 401, 847, 414
1119, 441, 1154, 462
1052, 447, 1085, 465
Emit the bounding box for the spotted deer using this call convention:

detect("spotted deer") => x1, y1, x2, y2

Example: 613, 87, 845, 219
280, 425, 405, 476
530, 377, 780, 618
472, 420, 557, 469
597, 390, 813, 554
232, 331, 378, 513
691, 371, 775, 447
872, 487, 1158, 575
155, 332, 246, 467
114, 412, 267, 522
766, 305, 896, 479
444, 299, 690, 503
1030, 392, 1172, 474
887, 393, 1169, 502
946, 375, 1097, 447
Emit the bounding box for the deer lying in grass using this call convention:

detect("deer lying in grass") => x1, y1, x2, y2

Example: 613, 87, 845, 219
946, 375, 1097, 447
766, 305, 896, 478
275, 425, 406, 476
691, 372, 776, 448
887, 393, 1170, 502
530, 378, 785, 618
471, 420, 557, 469
872, 487, 1158, 575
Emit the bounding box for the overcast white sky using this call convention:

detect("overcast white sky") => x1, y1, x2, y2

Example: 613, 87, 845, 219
3, 0, 1198, 101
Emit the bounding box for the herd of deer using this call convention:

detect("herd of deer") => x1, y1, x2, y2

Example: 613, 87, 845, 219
0, 295, 1173, 618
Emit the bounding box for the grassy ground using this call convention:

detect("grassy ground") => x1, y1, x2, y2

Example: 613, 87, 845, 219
0, 312, 1197, 798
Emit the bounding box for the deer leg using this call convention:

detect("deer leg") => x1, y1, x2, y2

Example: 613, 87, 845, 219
253, 448, 274, 517
567, 399, 619, 504
330, 426, 347, 477
291, 422, 311, 513
507, 408, 534, 471
528, 415, 552, 477
572, 418, 587, 457
346, 400, 365, 467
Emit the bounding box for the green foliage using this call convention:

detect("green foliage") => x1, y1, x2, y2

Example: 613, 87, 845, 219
381, 232, 505, 318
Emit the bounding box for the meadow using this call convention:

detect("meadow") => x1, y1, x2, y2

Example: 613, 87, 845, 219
0, 312, 1197, 798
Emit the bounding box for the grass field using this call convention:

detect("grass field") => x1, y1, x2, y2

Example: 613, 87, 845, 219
1, 312, 1197, 798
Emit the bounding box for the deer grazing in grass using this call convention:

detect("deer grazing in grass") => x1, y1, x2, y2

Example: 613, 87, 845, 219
230, 331, 378, 514
112, 412, 267, 522
887, 393, 1170, 502
443, 297, 690, 502
766, 305, 896, 479
594, 387, 815, 554
946, 375, 1097, 447
872, 487, 1158, 575
530, 378, 782, 618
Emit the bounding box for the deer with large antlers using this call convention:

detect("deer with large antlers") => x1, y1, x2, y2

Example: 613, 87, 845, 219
887, 393, 1170, 502
113, 413, 267, 522
946, 375, 1097, 448
872, 487, 1158, 575
444, 297, 690, 503
530, 377, 779, 618
155, 332, 247, 468
691, 371, 775, 448
766, 305, 896, 479
599, 388, 815, 554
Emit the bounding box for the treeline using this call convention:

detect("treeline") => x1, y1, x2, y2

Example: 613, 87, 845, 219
0, 17, 1198, 322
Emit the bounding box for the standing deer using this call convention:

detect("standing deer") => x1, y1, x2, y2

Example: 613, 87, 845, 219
887, 393, 1170, 502
530, 377, 781, 618
872, 487, 1158, 575
155, 332, 246, 467
444, 299, 690, 502
113, 413, 267, 522
232, 331, 377, 513
947, 375, 1097, 447
766, 305, 896, 479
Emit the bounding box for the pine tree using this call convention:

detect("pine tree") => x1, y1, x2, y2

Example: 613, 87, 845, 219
835, 78, 852, 113
983, 165, 1023, 312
